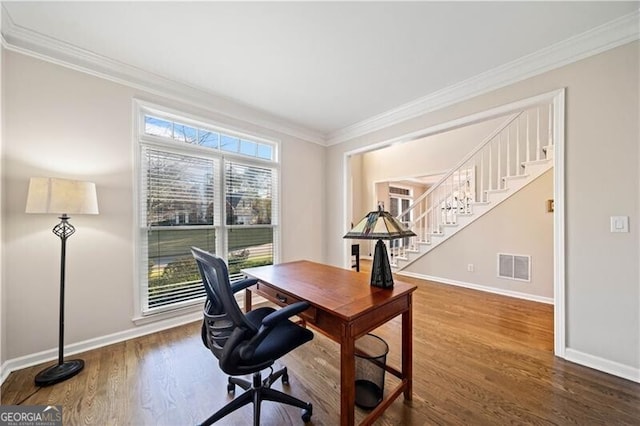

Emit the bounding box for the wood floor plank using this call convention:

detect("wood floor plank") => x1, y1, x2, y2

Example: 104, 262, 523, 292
2, 261, 639, 424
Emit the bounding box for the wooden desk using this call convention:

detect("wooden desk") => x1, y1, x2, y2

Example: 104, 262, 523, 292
242, 260, 416, 426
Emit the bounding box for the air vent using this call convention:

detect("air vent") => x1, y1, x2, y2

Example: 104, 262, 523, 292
497, 253, 531, 282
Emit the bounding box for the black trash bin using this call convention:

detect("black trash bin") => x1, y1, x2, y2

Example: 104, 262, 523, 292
354, 334, 389, 409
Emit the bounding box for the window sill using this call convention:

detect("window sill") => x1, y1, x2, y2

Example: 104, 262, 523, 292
132, 303, 203, 326
131, 290, 271, 327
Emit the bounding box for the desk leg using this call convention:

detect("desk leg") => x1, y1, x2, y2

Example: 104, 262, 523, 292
244, 288, 252, 312
340, 325, 356, 426
402, 294, 413, 400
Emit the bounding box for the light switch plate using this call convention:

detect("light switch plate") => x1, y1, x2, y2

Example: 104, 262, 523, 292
610, 216, 629, 233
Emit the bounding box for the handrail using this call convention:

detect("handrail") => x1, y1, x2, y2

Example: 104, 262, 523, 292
398, 112, 522, 222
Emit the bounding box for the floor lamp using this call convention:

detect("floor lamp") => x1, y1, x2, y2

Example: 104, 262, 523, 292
26, 177, 99, 386
344, 206, 416, 288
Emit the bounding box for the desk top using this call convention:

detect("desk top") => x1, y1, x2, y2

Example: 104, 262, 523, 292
243, 260, 416, 321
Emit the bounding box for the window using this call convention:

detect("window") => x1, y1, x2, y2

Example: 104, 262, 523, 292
389, 186, 412, 250
389, 186, 412, 223
225, 162, 276, 281
137, 103, 279, 315
143, 115, 274, 161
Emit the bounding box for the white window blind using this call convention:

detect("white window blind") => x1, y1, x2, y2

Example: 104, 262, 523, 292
143, 148, 218, 227
141, 147, 219, 312
225, 162, 274, 225
225, 161, 277, 281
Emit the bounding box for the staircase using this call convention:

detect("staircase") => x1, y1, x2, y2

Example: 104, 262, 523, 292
390, 102, 555, 271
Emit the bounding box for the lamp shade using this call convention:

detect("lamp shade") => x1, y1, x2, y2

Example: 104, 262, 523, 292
343, 206, 416, 240
26, 177, 99, 215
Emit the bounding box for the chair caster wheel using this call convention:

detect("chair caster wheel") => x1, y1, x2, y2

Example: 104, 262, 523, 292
282, 368, 289, 385
227, 382, 235, 393
301, 403, 313, 423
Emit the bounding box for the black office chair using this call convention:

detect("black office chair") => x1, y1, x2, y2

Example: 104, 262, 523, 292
191, 247, 314, 425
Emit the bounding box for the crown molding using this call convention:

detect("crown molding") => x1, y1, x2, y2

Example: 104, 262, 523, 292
2, 7, 638, 148
326, 9, 640, 146
0, 7, 326, 146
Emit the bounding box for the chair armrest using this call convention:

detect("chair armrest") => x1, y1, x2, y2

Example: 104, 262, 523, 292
230, 278, 258, 293
262, 301, 310, 327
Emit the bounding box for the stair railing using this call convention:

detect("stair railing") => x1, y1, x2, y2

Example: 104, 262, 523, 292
389, 102, 554, 263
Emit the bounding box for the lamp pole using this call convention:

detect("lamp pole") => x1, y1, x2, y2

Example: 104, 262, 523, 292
34, 214, 85, 386
54, 214, 74, 366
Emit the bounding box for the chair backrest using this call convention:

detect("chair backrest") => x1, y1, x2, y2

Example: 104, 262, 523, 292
191, 247, 258, 363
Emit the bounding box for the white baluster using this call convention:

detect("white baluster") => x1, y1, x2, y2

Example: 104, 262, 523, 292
457, 165, 461, 213
438, 185, 442, 229
433, 190, 438, 234
473, 157, 477, 206
433, 193, 436, 236
487, 141, 493, 191
536, 107, 541, 161
450, 176, 454, 223
526, 111, 531, 162
429, 196, 433, 236
497, 134, 502, 189
436, 185, 447, 233
506, 126, 511, 178
480, 149, 485, 201
516, 116, 521, 175
548, 103, 553, 148
420, 206, 424, 242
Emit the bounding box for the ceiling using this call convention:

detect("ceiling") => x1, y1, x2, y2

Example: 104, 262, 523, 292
2, 2, 638, 143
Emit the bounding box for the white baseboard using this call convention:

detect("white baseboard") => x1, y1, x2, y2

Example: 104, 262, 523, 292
565, 348, 640, 383
397, 271, 554, 304
0, 310, 202, 386
0, 361, 11, 385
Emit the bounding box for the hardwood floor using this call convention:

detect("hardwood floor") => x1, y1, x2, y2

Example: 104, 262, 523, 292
3, 261, 639, 425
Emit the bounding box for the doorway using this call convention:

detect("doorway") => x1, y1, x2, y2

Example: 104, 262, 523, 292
343, 89, 565, 357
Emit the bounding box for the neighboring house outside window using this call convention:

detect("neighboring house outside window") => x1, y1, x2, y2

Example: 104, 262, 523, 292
136, 101, 279, 316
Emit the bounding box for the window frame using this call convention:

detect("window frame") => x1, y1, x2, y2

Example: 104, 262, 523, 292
133, 100, 281, 321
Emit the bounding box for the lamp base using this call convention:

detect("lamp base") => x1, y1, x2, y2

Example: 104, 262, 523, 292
371, 239, 394, 288
34, 359, 84, 386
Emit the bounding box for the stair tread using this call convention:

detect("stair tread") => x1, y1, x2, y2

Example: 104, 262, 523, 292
503, 174, 529, 180
521, 158, 552, 166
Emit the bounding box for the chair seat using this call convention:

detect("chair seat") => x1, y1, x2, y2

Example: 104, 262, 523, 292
246, 308, 314, 365
253, 320, 314, 364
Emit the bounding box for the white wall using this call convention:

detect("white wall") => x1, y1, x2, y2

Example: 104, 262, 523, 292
2, 50, 325, 362
326, 42, 639, 374
0, 38, 5, 371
